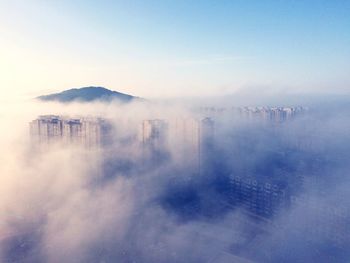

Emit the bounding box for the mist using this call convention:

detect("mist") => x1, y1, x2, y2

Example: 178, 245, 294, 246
0, 95, 349, 263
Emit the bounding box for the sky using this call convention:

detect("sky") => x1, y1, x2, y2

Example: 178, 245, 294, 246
0, 0, 349, 99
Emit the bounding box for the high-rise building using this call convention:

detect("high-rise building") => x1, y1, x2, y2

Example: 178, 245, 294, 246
29, 116, 111, 148
141, 119, 168, 149
63, 119, 82, 144
140, 120, 169, 165
229, 175, 286, 219
171, 118, 200, 172
30, 115, 63, 144
166, 117, 215, 175
200, 106, 305, 122
81, 117, 111, 148
199, 117, 215, 175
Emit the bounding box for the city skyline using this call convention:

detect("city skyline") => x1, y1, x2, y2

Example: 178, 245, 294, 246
1, 2, 350, 262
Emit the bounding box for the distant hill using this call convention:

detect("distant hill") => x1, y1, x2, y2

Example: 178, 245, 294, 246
37, 86, 139, 103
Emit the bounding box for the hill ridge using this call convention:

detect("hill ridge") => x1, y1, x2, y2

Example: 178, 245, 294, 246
37, 86, 138, 103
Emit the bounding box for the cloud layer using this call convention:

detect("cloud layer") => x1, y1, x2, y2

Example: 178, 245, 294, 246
0, 98, 349, 263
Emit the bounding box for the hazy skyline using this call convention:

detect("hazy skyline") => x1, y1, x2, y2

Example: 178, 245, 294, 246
1, 0, 349, 99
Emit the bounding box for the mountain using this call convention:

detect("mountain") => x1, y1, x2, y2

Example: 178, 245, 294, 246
37, 86, 138, 103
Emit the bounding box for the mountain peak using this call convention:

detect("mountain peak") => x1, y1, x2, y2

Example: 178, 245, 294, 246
37, 86, 138, 103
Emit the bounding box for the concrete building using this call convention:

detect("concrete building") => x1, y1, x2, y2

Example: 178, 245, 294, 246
140, 117, 215, 172
29, 115, 111, 148
81, 117, 111, 148
63, 119, 82, 144
30, 115, 63, 144
199, 117, 215, 175
141, 119, 168, 149
171, 118, 200, 172
229, 175, 286, 219
140, 119, 169, 165
200, 106, 306, 122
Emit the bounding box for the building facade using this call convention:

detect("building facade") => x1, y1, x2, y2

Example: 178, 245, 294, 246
29, 115, 111, 148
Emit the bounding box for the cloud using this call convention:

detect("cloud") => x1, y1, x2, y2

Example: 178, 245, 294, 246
0, 97, 349, 262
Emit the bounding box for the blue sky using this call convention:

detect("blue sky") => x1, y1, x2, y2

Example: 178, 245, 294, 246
0, 0, 349, 98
